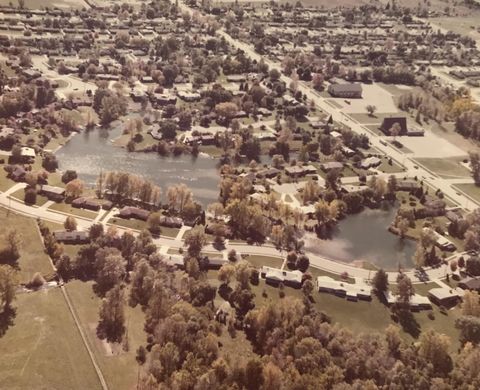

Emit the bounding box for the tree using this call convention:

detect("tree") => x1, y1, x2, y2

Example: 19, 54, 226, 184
296, 255, 310, 272
0, 265, 17, 311
389, 122, 401, 141
396, 217, 409, 239
418, 330, 452, 374
395, 272, 414, 308
184, 226, 207, 259
97, 285, 126, 342
470, 151, 480, 185
215, 102, 238, 125
96, 253, 126, 294
413, 244, 425, 269
462, 290, 480, 317
366, 105, 377, 117
372, 268, 389, 294
147, 212, 162, 235
456, 316, 480, 344
65, 178, 84, 199
64, 216, 77, 231
129, 260, 154, 308
218, 263, 235, 285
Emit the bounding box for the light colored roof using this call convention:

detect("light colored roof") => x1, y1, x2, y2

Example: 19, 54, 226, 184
20, 147, 35, 157
428, 287, 464, 300
317, 276, 372, 297
261, 266, 302, 284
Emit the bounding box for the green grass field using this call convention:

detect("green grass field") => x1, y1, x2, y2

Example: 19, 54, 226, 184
0, 288, 102, 390
0, 209, 54, 283
65, 281, 147, 390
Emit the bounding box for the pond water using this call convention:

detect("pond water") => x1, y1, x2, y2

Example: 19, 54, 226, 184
304, 204, 416, 270
55, 125, 221, 206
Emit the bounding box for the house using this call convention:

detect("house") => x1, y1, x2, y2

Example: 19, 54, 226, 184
152, 93, 177, 106
20, 147, 36, 161
380, 117, 407, 136
285, 165, 317, 177
260, 266, 303, 288
177, 91, 201, 102
118, 206, 150, 221
428, 287, 462, 307
256, 167, 280, 179
459, 277, 480, 292
39, 185, 65, 201
384, 291, 432, 310
327, 82, 362, 98
226, 74, 246, 82
159, 216, 183, 228
53, 230, 90, 244
0, 126, 15, 139
71, 197, 101, 211
396, 180, 420, 192
360, 156, 381, 169
321, 161, 343, 171
425, 228, 456, 252
317, 276, 372, 301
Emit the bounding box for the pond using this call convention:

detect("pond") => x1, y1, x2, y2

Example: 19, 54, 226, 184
304, 204, 416, 270
55, 125, 221, 206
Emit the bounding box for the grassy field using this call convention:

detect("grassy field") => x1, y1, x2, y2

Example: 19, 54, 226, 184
415, 157, 471, 178
65, 280, 147, 390
0, 208, 54, 283
0, 0, 89, 8
454, 183, 480, 203
0, 288, 102, 390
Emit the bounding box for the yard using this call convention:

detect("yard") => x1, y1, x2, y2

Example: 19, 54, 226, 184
48, 202, 99, 220
0, 288, 102, 390
65, 280, 147, 390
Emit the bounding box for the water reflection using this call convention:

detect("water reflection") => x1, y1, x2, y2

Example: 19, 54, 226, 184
55, 125, 221, 206
304, 205, 415, 269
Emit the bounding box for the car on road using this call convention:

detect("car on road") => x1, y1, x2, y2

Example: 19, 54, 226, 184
414, 165, 418, 169
344, 100, 351, 105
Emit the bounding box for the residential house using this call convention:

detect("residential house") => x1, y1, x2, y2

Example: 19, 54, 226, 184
71, 197, 101, 211
321, 161, 343, 171
118, 206, 150, 221
316, 276, 372, 301
428, 287, 462, 307
360, 156, 381, 169
53, 230, 90, 244
260, 266, 303, 288
39, 185, 65, 201
327, 82, 362, 98
458, 277, 480, 292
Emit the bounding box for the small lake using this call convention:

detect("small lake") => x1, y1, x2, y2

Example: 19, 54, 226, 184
55, 125, 220, 206
304, 204, 416, 270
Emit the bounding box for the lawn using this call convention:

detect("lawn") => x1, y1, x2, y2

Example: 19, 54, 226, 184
108, 217, 146, 232
9, 188, 49, 207
0, 288, 102, 390
454, 183, 480, 203
377, 158, 405, 174
415, 157, 471, 178
48, 202, 98, 220
244, 254, 284, 269
0, 209, 54, 283
65, 280, 147, 390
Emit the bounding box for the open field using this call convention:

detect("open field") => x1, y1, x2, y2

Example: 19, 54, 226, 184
65, 280, 147, 390
0, 209, 54, 283
454, 183, 480, 203
415, 157, 472, 178
430, 16, 480, 42
0, 288, 101, 390
10, 188, 49, 207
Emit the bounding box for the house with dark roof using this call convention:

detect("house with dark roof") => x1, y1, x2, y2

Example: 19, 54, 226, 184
72, 197, 101, 211
327, 83, 362, 98
118, 206, 150, 221
459, 277, 480, 292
